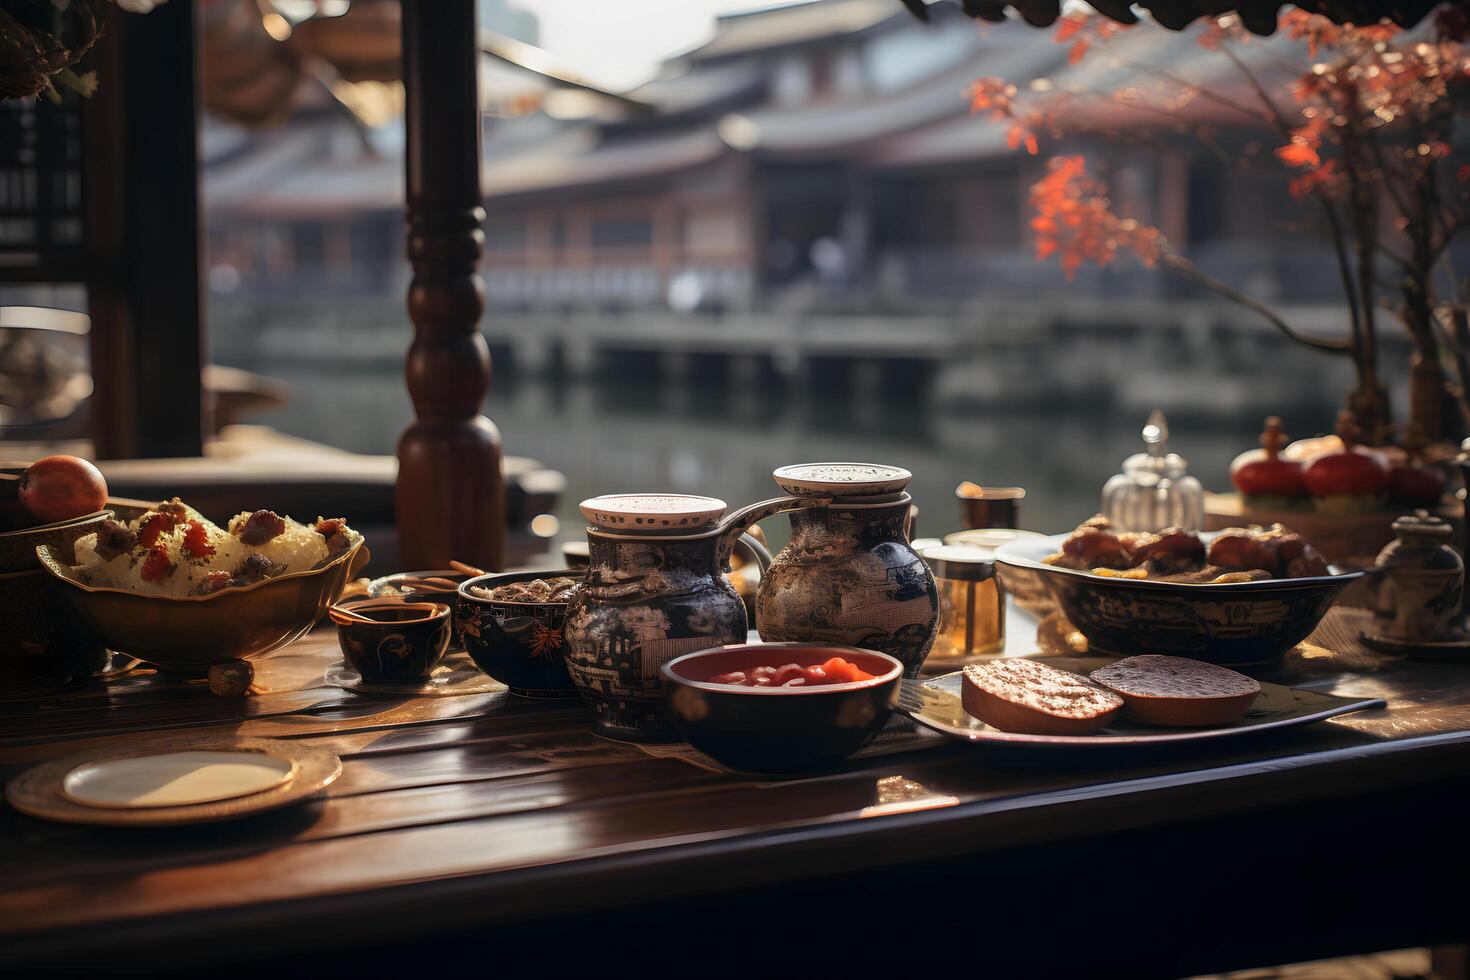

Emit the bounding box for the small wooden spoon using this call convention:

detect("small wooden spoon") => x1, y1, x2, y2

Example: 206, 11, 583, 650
329, 599, 448, 626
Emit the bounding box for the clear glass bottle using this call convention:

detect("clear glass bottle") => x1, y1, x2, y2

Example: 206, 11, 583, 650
1101, 410, 1204, 532
921, 544, 1004, 670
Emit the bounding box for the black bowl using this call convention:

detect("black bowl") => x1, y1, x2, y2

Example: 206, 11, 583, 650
995, 533, 1363, 667
456, 570, 582, 699
333, 597, 452, 683
661, 643, 902, 774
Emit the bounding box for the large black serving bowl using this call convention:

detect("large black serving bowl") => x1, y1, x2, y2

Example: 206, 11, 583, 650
995, 533, 1362, 668
456, 570, 582, 699
662, 643, 902, 774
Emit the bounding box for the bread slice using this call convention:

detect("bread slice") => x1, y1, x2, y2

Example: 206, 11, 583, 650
1090, 655, 1261, 728
961, 659, 1123, 735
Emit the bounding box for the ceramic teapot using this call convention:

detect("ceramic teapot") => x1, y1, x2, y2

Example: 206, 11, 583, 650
755, 463, 939, 677
563, 492, 827, 742
1364, 511, 1464, 646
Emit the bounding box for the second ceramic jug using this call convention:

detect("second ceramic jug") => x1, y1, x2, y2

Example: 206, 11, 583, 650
755, 463, 939, 677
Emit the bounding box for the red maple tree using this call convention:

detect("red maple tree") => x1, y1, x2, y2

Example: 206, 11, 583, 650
972, 8, 1470, 445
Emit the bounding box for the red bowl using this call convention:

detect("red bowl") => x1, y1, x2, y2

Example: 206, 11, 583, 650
662, 643, 902, 773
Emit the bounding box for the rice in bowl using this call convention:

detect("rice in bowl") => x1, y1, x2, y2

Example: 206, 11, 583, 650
69, 498, 360, 598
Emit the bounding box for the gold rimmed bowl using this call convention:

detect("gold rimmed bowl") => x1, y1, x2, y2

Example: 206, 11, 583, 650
36, 538, 370, 675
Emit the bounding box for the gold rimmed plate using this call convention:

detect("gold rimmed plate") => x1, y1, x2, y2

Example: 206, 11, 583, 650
900, 657, 1385, 747
6, 738, 340, 826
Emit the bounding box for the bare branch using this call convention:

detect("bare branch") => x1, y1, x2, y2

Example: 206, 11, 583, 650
1160, 251, 1352, 353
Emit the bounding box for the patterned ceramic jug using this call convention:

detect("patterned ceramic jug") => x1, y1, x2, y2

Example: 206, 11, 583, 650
755, 463, 940, 677
564, 492, 827, 742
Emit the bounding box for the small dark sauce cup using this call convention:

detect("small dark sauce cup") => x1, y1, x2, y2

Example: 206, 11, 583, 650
332, 598, 451, 683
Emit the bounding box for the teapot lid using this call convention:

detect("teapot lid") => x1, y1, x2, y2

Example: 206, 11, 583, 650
580, 494, 727, 532
1392, 509, 1453, 541
773, 462, 911, 498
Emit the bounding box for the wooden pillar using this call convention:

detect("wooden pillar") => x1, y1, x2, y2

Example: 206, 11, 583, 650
85, 0, 207, 459
396, 0, 505, 570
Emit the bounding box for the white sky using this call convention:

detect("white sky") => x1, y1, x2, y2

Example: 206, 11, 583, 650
525, 0, 791, 89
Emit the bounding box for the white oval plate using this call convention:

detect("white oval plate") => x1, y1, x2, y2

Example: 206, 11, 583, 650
61, 750, 295, 809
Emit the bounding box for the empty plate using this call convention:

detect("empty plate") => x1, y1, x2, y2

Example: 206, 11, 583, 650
61, 750, 295, 809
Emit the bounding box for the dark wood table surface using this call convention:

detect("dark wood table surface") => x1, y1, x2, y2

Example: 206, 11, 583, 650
5, 605, 1470, 978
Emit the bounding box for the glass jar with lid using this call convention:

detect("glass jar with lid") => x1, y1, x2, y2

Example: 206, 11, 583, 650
921, 544, 1005, 669
1101, 410, 1204, 532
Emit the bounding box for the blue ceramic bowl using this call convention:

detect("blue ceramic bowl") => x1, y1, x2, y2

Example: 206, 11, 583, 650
995, 533, 1363, 667
456, 570, 582, 699
662, 643, 902, 774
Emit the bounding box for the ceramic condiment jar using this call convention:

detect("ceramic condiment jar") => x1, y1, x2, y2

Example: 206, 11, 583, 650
755, 463, 939, 677
564, 492, 826, 742
1364, 511, 1464, 646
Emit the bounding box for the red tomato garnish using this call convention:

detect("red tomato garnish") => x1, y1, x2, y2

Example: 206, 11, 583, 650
136, 512, 178, 549
181, 520, 215, 560
708, 658, 877, 686
140, 544, 175, 582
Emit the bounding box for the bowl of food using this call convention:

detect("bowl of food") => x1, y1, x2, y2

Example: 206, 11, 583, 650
661, 643, 902, 773
456, 569, 582, 698
994, 516, 1360, 667
37, 499, 368, 676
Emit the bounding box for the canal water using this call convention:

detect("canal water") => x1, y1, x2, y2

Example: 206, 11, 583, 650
244, 341, 1370, 551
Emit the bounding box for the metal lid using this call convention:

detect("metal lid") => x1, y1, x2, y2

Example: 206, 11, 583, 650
579, 494, 727, 532
955, 483, 1026, 501
921, 544, 997, 581
773, 462, 912, 498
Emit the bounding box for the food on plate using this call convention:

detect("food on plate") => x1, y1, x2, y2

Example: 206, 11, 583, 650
471, 575, 580, 603
1300, 411, 1390, 513
1045, 516, 1328, 583
961, 659, 1122, 735
1090, 655, 1261, 727
707, 656, 877, 688
1230, 417, 1307, 508
68, 498, 359, 597
16, 455, 109, 525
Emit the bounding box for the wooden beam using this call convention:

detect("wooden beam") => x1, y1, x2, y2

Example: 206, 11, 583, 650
84, 0, 208, 460
396, 0, 505, 570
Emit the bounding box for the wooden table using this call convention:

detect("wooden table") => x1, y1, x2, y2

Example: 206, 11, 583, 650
5, 609, 1470, 978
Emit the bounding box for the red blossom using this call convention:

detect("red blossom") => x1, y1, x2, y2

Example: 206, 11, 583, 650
1028, 156, 1165, 279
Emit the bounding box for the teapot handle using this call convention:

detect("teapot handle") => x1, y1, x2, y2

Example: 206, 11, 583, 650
715, 495, 831, 570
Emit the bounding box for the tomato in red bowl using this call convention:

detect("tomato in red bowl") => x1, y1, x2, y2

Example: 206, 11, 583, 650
661, 643, 902, 774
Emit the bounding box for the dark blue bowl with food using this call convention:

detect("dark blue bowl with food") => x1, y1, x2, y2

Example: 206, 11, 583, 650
456, 570, 582, 698
995, 531, 1362, 667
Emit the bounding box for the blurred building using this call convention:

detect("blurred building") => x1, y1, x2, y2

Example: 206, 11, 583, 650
203, 0, 1345, 319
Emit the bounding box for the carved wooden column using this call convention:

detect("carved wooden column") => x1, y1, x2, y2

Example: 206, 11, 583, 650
396, 0, 505, 570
